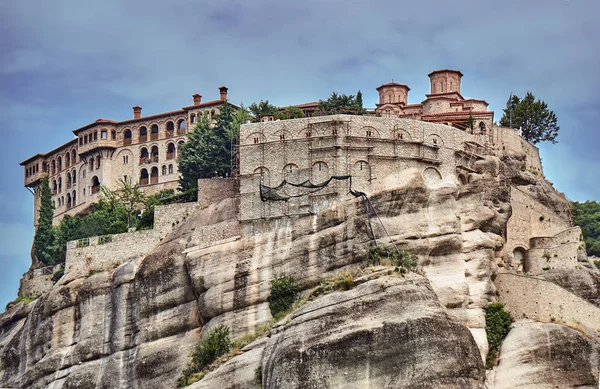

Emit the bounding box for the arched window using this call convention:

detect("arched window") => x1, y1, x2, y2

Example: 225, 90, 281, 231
139, 169, 149, 185
190, 113, 196, 124
124, 129, 132, 145
72, 190, 77, 207
166, 121, 175, 137
66, 172, 72, 189
177, 119, 186, 135
66, 193, 72, 209
52, 179, 57, 195
89, 158, 94, 171
166, 143, 176, 160
151, 145, 159, 163
72, 169, 77, 184
387, 94, 392, 103
51, 160, 56, 175
91, 176, 101, 194
111, 130, 116, 140
58, 177, 62, 193
65, 152, 70, 168
71, 149, 77, 164
312, 161, 329, 184
479, 122, 486, 135
57, 157, 62, 171
96, 155, 101, 169
150, 166, 159, 184
168, 164, 174, 174
139, 126, 148, 142
162, 165, 167, 175
150, 124, 159, 140
94, 131, 98, 141
423, 167, 442, 186
140, 147, 149, 164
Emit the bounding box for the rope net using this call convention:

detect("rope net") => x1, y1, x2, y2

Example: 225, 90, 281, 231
259, 175, 365, 202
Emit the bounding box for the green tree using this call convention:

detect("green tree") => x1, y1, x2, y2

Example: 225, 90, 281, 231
355, 90, 364, 111
465, 111, 475, 132
276, 106, 306, 120
34, 176, 58, 265
318, 92, 366, 115
499, 92, 559, 144
248, 100, 278, 121
178, 104, 242, 191
102, 178, 146, 228
571, 200, 600, 257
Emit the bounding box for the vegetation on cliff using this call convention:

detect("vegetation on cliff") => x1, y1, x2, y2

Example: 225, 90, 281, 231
34, 176, 57, 265
178, 104, 248, 192
571, 200, 600, 257
500, 92, 559, 144
485, 302, 513, 369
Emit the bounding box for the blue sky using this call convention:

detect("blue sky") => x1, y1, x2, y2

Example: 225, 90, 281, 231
1, 0, 599, 309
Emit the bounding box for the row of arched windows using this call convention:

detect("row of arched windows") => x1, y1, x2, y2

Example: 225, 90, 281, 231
123, 120, 186, 146
45, 149, 78, 176
252, 160, 371, 184
139, 165, 175, 185
138, 142, 182, 164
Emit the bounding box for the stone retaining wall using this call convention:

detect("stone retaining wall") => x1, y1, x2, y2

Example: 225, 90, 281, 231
495, 272, 600, 332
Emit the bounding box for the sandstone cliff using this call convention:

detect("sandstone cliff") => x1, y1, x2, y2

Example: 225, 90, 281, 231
1, 155, 598, 388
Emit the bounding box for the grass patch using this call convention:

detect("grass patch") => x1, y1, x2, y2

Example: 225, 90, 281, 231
485, 302, 513, 369
5, 294, 36, 311
367, 245, 420, 274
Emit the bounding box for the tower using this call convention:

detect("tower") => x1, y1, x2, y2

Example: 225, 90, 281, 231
376, 83, 410, 105
428, 70, 463, 95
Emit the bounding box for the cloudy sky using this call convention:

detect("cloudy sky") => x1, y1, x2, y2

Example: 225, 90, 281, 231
1, 0, 598, 309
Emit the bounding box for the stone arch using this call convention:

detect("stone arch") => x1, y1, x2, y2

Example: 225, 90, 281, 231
72, 190, 77, 207
457, 172, 468, 185
162, 165, 167, 175
150, 124, 159, 140
246, 132, 266, 144
423, 167, 442, 186
168, 164, 174, 174
394, 129, 411, 141
513, 247, 527, 271
139, 126, 148, 142
311, 161, 329, 184
123, 129, 132, 145
298, 127, 321, 138
359, 126, 380, 138
479, 122, 486, 135
91, 176, 101, 194
253, 166, 270, 186
140, 147, 149, 163
166, 142, 176, 160
428, 134, 443, 148
177, 119, 187, 135
66, 192, 72, 209
71, 149, 77, 164
166, 121, 175, 137
150, 145, 159, 163
273, 129, 291, 142
139, 168, 149, 185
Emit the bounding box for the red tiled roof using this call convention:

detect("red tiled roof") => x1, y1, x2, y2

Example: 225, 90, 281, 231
182, 99, 238, 110
423, 92, 464, 101
427, 69, 463, 78
376, 82, 410, 91
421, 110, 493, 119
20, 138, 78, 165
293, 101, 320, 108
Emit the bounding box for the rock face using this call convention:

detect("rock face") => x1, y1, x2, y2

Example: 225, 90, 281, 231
0, 155, 597, 388
492, 320, 600, 389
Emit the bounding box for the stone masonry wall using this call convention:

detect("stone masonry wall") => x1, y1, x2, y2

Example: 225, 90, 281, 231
496, 273, 600, 332
524, 227, 584, 273
506, 185, 571, 257
65, 202, 197, 275
239, 115, 501, 222
198, 178, 237, 209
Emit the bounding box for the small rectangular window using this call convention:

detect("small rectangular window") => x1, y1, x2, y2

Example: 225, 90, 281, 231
84, 135, 88, 144
101, 130, 107, 139
94, 132, 98, 141
111, 130, 116, 140
79, 137, 83, 146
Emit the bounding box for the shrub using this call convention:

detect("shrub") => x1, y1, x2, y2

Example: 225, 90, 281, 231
178, 325, 232, 386
368, 245, 419, 272
309, 271, 356, 299
254, 365, 263, 388
485, 302, 513, 368
105, 220, 128, 235
268, 275, 298, 318
136, 207, 155, 230
51, 269, 64, 283
594, 260, 600, 270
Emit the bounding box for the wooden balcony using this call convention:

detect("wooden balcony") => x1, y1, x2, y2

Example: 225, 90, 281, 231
139, 135, 148, 143
150, 133, 158, 141
140, 178, 149, 186
166, 152, 175, 160
123, 138, 132, 146
91, 186, 100, 194
150, 176, 158, 184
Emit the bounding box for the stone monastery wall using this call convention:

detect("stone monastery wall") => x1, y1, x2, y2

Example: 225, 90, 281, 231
64, 202, 196, 275
238, 115, 519, 223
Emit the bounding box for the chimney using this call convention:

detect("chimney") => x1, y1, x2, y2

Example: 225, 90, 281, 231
219, 86, 228, 102
193, 94, 202, 106
133, 106, 142, 119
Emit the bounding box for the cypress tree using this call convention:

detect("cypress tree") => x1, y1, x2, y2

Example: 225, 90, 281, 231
34, 176, 57, 265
